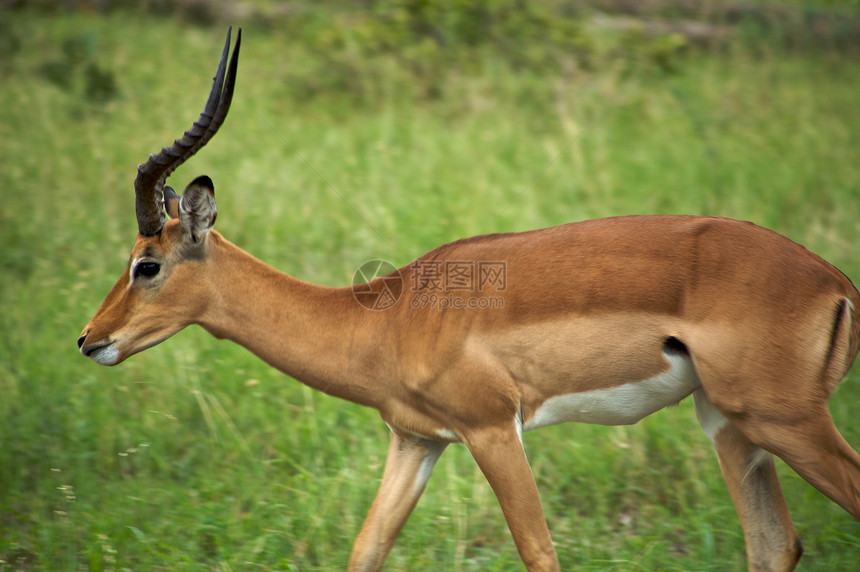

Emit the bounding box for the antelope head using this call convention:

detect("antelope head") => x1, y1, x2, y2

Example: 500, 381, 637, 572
78, 29, 241, 366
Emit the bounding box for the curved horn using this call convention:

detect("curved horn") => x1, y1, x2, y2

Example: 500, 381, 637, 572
135, 27, 241, 236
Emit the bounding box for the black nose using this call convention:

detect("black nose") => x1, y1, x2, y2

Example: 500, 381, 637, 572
77, 333, 87, 349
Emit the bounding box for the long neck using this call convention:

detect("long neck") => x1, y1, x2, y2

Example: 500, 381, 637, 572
197, 233, 391, 408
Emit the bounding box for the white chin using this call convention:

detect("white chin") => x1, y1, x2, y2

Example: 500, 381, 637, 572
90, 345, 121, 366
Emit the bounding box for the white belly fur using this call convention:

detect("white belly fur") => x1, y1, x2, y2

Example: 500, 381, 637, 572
523, 349, 700, 430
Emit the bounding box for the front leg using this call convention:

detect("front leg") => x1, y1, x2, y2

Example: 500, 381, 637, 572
464, 424, 560, 572
349, 428, 448, 572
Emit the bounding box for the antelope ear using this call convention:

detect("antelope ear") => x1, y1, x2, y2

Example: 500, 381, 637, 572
180, 175, 217, 244
164, 186, 181, 219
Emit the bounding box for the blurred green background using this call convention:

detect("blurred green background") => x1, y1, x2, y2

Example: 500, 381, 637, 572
2, 0, 860, 569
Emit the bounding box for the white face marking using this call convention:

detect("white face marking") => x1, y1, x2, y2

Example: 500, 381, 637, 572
129, 257, 143, 287
89, 344, 120, 366
524, 349, 700, 431
692, 387, 728, 443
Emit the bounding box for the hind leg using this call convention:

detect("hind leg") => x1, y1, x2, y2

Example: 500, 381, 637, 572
688, 331, 860, 522
694, 389, 803, 571
727, 401, 860, 521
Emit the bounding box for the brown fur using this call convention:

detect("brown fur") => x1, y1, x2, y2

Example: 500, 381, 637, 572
80, 214, 860, 571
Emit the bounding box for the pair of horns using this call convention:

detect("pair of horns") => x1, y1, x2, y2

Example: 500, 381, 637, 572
134, 27, 241, 236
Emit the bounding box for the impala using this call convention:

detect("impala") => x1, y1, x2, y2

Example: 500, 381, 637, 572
78, 29, 860, 571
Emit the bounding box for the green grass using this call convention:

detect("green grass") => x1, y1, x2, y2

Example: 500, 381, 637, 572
2, 7, 860, 571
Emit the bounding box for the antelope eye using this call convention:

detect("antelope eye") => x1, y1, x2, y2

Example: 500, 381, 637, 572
134, 261, 161, 279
